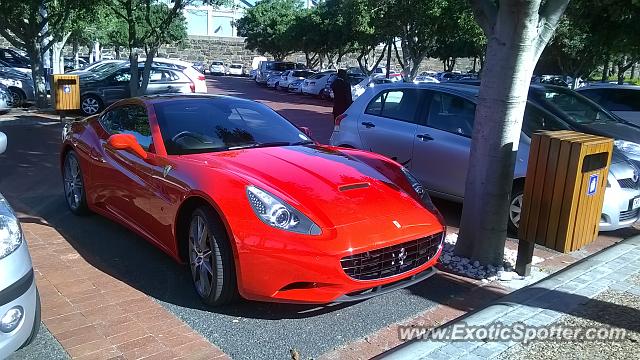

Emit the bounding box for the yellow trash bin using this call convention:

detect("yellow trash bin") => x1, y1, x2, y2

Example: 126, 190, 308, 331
52, 74, 80, 111
519, 130, 613, 253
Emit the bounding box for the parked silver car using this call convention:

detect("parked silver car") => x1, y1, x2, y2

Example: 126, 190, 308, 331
0, 63, 35, 107
0, 132, 41, 357
330, 83, 640, 232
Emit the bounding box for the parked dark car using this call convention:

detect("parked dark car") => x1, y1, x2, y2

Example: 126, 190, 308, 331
79, 65, 194, 115
0, 48, 30, 69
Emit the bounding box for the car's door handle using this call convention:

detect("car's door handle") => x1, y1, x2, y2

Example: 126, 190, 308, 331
361, 121, 376, 128
416, 134, 434, 141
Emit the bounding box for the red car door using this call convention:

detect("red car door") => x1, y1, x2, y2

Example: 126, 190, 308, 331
93, 104, 179, 252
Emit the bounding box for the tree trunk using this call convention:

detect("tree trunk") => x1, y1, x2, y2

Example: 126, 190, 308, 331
618, 56, 627, 85
631, 63, 636, 80
602, 54, 610, 82
456, 0, 564, 264
137, 48, 157, 96
26, 40, 48, 108
385, 38, 392, 79
128, 50, 140, 96
115, 46, 121, 60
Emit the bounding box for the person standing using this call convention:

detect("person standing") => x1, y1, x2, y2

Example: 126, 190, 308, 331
331, 69, 353, 119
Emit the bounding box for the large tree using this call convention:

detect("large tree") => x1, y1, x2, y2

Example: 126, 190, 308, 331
0, 0, 86, 107
105, 0, 196, 96
236, 0, 301, 61
455, 0, 570, 264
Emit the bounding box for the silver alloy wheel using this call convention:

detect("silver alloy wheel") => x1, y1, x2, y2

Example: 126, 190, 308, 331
7, 89, 21, 107
189, 215, 214, 298
509, 194, 523, 228
63, 154, 83, 210
81, 97, 100, 115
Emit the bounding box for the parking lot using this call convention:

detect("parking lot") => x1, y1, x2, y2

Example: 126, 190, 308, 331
1, 75, 638, 359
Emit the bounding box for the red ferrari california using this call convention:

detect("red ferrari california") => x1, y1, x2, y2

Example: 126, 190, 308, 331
60, 95, 445, 305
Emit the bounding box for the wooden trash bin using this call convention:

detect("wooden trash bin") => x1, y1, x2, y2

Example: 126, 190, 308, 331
518, 131, 613, 253
52, 74, 80, 111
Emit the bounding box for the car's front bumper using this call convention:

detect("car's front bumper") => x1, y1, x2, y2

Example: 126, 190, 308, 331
0, 242, 40, 358
231, 211, 445, 304
600, 178, 640, 231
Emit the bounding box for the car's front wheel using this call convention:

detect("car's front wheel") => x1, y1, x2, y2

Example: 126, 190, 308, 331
508, 185, 524, 235
80, 95, 102, 116
188, 206, 238, 306
63, 150, 89, 215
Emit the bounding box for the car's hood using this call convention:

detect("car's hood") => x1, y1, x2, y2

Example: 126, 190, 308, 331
576, 121, 640, 143
185, 145, 430, 227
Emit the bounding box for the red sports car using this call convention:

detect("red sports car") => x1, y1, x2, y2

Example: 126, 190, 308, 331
60, 95, 445, 305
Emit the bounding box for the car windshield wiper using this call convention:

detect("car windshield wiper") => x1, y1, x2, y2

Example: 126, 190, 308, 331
227, 140, 314, 150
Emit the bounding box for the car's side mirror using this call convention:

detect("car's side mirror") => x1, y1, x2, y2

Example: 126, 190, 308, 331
0, 132, 6, 155
299, 127, 313, 138
107, 133, 147, 160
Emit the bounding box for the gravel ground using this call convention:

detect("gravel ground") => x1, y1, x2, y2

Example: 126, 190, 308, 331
499, 279, 640, 360
7, 324, 69, 360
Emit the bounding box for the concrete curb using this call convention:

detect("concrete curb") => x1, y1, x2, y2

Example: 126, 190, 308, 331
376, 235, 640, 360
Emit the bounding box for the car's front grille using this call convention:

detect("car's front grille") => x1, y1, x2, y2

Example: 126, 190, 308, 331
617, 178, 639, 189
619, 208, 640, 222
340, 232, 443, 281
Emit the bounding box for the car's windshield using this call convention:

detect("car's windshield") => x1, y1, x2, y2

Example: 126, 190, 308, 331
535, 87, 618, 124
293, 70, 313, 78
230, 64, 242, 69
154, 98, 312, 155
272, 62, 295, 71
211, 61, 223, 65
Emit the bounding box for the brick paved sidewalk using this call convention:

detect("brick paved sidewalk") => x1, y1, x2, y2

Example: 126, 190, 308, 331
24, 221, 229, 360
377, 235, 640, 360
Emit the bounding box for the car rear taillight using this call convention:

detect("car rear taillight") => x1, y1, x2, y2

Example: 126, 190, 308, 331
190, 83, 195, 93
334, 113, 347, 131
198, 75, 205, 81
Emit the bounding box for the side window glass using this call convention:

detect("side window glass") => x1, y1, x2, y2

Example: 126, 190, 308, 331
521, 104, 570, 137
607, 90, 640, 111
119, 105, 153, 150
113, 70, 131, 83
364, 89, 420, 123
427, 93, 475, 137
106, 106, 153, 151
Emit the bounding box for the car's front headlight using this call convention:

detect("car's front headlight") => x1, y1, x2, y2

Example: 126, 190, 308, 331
0, 198, 22, 259
614, 140, 640, 156
400, 167, 439, 214
246, 185, 321, 235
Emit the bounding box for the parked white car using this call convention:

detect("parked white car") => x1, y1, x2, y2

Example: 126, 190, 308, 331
277, 69, 315, 90
209, 61, 226, 75
226, 63, 244, 76
301, 71, 336, 96
140, 57, 207, 93
577, 84, 640, 126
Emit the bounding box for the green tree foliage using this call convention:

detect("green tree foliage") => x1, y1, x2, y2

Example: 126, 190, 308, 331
235, 0, 302, 61
0, 0, 91, 107
104, 0, 205, 96
432, 0, 485, 72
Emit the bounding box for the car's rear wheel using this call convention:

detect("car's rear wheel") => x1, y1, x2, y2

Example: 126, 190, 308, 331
188, 206, 238, 306
7, 87, 25, 107
63, 150, 89, 215
508, 185, 524, 235
80, 95, 102, 116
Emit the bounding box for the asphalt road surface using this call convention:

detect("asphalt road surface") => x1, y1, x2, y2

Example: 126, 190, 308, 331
0, 75, 634, 359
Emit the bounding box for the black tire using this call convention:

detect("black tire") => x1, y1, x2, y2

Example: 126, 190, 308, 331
19, 288, 41, 350
62, 150, 90, 215
188, 206, 238, 306
508, 184, 524, 236
8, 87, 25, 107
80, 94, 102, 116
